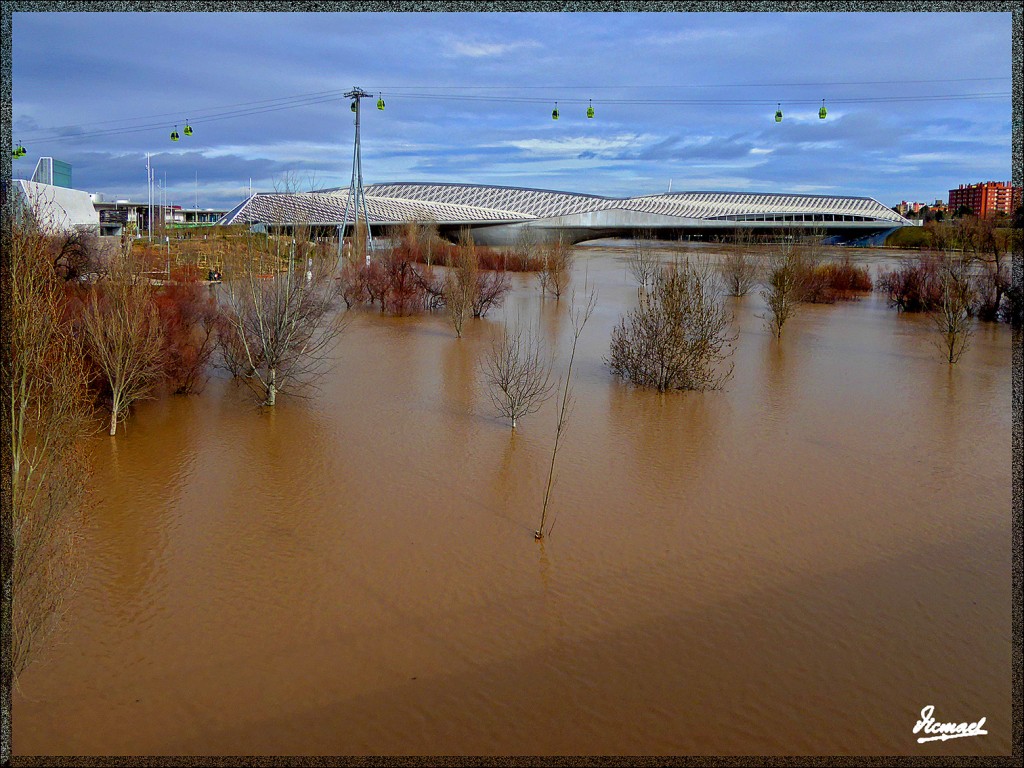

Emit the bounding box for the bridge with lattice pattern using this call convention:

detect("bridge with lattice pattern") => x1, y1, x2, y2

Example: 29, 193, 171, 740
217, 182, 913, 245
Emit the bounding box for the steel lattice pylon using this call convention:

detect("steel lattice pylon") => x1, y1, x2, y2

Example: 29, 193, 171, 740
341, 87, 375, 266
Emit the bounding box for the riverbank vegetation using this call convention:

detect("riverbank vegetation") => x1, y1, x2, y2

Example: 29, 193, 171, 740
6, 202, 93, 683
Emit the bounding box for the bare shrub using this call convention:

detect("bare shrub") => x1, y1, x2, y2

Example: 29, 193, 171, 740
538, 236, 574, 299
471, 269, 511, 318
720, 227, 763, 297
609, 258, 736, 391
503, 227, 547, 272
415, 262, 447, 311
481, 318, 555, 430
153, 281, 221, 394
378, 245, 428, 316
792, 253, 873, 304
391, 219, 442, 267
721, 250, 760, 297
219, 231, 349, 406
760, 240, 804, 338
627, 234, 660, 290
50, 228, 105, 282
214, 309, 258, 378
820, 254, 874, 293
933, 254, 975, 364
337, 258, 368, 309
81, 254, 165, 435
443, 229, 479, 337
5, 201, 94, 682
877, 254, 944, 312
971, 264, 1008, 322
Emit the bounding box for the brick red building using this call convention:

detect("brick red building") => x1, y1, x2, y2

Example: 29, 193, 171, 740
948, 181, 1022, 218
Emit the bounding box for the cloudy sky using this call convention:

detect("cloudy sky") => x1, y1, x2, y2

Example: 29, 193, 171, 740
10, 10, 1014, 211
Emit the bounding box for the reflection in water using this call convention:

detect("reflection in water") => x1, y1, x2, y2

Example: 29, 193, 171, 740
13, 245, 1012, 756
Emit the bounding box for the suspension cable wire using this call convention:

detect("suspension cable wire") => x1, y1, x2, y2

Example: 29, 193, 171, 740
27, 75, 1015, 134
23, 93, 366, 145
17, 84, 1012, 146
32, 87, 357, 134
368, 76, 1011, 89
381, 91, 1011, 105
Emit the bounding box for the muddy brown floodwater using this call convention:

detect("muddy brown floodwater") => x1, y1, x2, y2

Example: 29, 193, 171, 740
13, 244, 1013, 756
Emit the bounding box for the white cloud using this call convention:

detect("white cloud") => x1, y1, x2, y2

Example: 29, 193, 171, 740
899, 152, 964, 163
494, 134, 657, 156
201, 141, 339, 162
788, 184, 839, 194
640, 28, 740, 46
444, 39, 541, 58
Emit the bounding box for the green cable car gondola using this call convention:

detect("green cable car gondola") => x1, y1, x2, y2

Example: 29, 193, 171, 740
377, 94, 385, 110
775, 104, 783, 123
171, 127, 180, 141
552, 101, 559, 120
183, 121, 193, 136
818, 99, 827, 119
350, 100, 357, 113
18, 144, 26, 157
587, 99, 594, 119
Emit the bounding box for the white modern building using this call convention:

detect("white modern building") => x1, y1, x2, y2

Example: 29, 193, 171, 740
12, 178, 99, 234
218, 182, 915, 246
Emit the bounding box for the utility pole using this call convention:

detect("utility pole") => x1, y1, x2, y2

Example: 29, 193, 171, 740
155, 177, 161, 241
146, 153, 152, 241
340, 87, 375, 266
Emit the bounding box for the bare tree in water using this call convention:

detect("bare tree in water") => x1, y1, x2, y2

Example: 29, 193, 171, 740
761, 238, 803, 339
720, 227, 761, 297
536, 289, 597, 540
609, 257, 735, 392
481, 317, 555, 430
933, 252, 975, 364
538, 235, 574, 300
4, 199, 94, 683
443, 229, 479, 338
627, 230, 660, 290
81, 252, 165, 435
220, 228, 349, 406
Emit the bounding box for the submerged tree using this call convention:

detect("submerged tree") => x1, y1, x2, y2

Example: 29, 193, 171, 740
720, 228, 761, 297
609, 258, 735, 391
760, 239, 803, 339
933, 253, 975, 364
4, 200, 94, 682
220, 231, 349, 406
536, 289, 597, 540
538, 235, 574, 300
481, 318, 555, 430
443, 229, 479, 338
627, 232, 660, 291
81, 253, 165, 435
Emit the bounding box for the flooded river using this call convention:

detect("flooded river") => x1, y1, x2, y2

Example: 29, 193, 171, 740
13, 244, 1013, 756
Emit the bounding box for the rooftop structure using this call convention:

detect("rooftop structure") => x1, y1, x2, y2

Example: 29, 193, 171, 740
31, 157, 73, 189
218, 182, 914, 246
